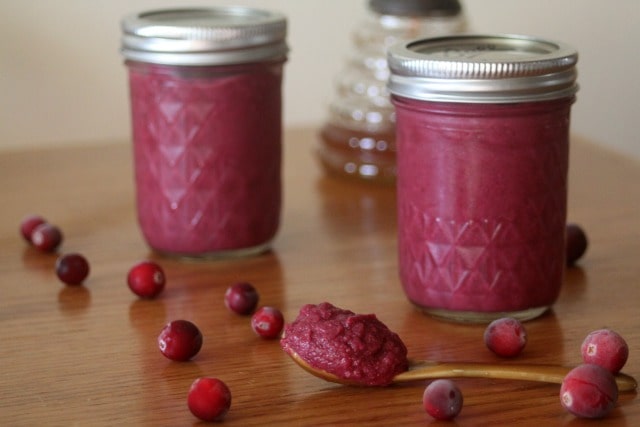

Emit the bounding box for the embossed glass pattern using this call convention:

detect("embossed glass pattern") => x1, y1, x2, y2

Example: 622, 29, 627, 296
128, 62, 284, 256
395, 99, 571, 321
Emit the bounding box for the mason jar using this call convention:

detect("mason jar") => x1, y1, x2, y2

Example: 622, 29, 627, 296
120, 7, 288, 258
388, 34, 578, 322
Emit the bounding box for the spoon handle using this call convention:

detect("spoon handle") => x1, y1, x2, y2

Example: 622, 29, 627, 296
394, 361, 637, 392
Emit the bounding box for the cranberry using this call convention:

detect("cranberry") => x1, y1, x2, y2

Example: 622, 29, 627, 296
127, 261, 166, 299
566, 223, 588, 266
224, 282, 259, 315
483, 317, 527, 358
158, 320, 203, 361
31, 223, 63, 252
187, 377, 232, 422
581, 329, 629, 374
20, 214, 46, 243
55, 253, 90, 285
251, 306, 284, 339
422, 379, 463, 420
560, 364, 618, 419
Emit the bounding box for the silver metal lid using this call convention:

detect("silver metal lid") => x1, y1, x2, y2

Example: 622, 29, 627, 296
121, 7, 288, 66
388, 34, 578, 103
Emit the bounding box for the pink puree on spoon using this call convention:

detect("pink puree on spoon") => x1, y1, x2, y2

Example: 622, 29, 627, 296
280, 302, 409, 386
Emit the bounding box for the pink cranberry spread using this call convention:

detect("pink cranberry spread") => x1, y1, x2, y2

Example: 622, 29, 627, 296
280, 302, 409, 386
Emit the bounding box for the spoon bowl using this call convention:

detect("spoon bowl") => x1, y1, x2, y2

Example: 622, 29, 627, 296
286, 350, 638, 391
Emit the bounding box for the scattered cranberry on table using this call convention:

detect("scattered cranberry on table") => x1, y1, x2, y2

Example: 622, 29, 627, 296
566, 223, 588, 266
560, 364, 618, 419
127, 260, 166, 299
581, 329, 629, 374
422, 379, 463, 420
251, 306, 284, 339
55, 253, 90, 285
31, 223, 63, 252
158, 320, 203, 361
187, 377, 232, 422
224, 282, 259, 315
20, 214, 47, 243
483, 317, 527, 358
15, 210, 634, 421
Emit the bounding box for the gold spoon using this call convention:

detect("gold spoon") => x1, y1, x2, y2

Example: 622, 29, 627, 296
286, 350, 638, 392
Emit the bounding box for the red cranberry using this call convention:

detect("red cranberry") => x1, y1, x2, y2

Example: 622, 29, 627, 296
560, 364, 618, 419
423, 379, 463, 420
55, 253, 90, 285
566, 223, 588, 266
158, 320, 203, 361
20, 214, 46, 243
187, 377, 232, 422
31, 223, 63, 252
251, 306, 284, 339
483, 317, 527, 358
127, 261, 165, 299
581, 329, 629, 374
224, 282, 259, 315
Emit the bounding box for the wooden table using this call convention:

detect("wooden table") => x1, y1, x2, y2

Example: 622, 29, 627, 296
1, 128, 638, 426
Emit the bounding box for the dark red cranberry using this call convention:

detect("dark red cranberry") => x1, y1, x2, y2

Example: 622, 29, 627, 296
581, 329, 629, 374
224, 282, 259, 315
158, 320, 203, 361
20, 214, 46, 243
251, 306, 284, 339
127, 261, 165, 299
31, 223, 63, 252
187, 377, 232, 422
55, 253, 90, 285
566, 223, 588, 266
560, 364, 618, 419
423, 379, 463, 420
483, 317, 527, 358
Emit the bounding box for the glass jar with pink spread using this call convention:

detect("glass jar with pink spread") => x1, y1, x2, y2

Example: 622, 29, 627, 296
120, 8, 288, 258
387, 34, 578, 322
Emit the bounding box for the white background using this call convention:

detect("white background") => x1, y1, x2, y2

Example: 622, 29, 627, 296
1, 0, 638, 159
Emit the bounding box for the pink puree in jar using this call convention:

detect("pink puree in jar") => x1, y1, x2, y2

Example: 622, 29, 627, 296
280, 302, 409, 386
121, 7, 288, 257
394, 98, 572, 316
128, 61, 283, 256
388, 35, 579, 322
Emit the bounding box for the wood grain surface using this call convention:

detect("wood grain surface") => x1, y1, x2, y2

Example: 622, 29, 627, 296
1, 128, 638, 426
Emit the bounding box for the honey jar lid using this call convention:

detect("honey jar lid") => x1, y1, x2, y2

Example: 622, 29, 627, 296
121, 7, 288, 66
388, 34, 578, 103
369, 0, 462, 17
